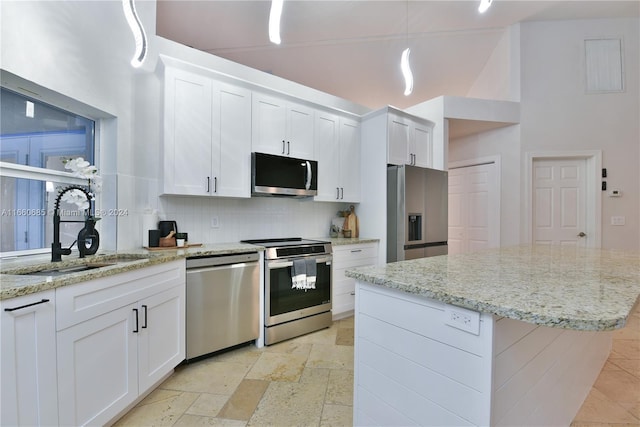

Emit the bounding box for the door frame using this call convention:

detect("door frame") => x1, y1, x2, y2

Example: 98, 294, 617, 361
448, 155, 501, 250
524, 150, 602, 248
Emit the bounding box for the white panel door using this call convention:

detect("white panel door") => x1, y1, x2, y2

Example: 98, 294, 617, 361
533, 159, 587, 246
448, 163, 499, 254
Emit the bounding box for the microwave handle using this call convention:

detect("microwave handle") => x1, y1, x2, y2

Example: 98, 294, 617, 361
305, 161, 312, 190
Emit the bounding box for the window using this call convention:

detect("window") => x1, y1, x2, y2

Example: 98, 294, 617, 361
0, 88, 96, 255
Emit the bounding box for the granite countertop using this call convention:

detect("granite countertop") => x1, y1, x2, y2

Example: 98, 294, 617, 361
346, 245, 640, 331
0, 243, 264, 300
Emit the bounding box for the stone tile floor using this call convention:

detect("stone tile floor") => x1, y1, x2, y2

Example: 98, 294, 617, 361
115, 305, 639, 426
114, 317, 355, 426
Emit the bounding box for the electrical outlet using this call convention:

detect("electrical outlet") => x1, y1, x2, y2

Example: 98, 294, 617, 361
444, 306, 480, 335
211, 216, 219, 228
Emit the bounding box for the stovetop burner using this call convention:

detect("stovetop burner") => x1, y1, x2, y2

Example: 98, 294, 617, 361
241, 237, 332, 259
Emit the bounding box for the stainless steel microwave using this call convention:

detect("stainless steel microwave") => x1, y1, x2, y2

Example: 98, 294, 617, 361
251, 152, 318, 197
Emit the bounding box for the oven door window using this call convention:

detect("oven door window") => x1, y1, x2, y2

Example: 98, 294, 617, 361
268, 259, 331, 317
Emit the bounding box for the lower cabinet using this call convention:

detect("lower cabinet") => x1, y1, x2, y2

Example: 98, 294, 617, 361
332, 242, 379, 319
1, 291, 58, 426
56, 260, 186, 426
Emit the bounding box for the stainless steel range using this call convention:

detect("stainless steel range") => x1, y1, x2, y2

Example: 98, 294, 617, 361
242, 238, 332, 345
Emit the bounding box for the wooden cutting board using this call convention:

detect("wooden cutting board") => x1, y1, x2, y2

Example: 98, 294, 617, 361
342, 205, 359, 237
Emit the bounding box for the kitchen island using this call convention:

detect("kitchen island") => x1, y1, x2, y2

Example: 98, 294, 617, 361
346, 245, 640, 426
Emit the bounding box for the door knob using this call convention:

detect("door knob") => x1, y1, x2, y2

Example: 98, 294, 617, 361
577, 232, 586, 237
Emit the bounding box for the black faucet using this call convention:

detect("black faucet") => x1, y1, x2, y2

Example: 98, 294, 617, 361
52, 185, 100, 262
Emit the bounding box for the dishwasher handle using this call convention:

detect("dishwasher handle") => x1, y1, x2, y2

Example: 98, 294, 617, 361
186, 252, 259, 269
186, 262, 257, 275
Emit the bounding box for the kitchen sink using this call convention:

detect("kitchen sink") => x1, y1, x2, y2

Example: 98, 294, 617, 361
23, 262, 117, 276
2, 254, 151, 277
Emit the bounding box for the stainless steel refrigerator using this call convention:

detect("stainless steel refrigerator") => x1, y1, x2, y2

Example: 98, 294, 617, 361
387, 165, 448, 262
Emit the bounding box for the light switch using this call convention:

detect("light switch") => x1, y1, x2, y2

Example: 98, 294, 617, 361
611, 216, 625, 226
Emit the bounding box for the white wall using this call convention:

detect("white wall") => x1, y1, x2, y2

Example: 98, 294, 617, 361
467, 24, 521, 102
453, 18, 639, 251
519, 18, 639, 250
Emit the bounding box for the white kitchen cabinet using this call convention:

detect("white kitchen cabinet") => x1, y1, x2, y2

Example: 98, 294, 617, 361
411, 121, 433, 168
162, 66, 251, 197
137, 285, 184, 391
387, 110, 434, 168
163, 66, 213, 196
332, 242, 379, 319
212, 81, 252, 198
314, 112, 361, 202
252, 92, 315, 159
1, 291, 58, 426
56, 260, 185, 426
387, 112, 410, 166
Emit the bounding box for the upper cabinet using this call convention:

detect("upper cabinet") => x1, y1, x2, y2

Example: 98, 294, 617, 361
162, 66, 251, 198
387, 110, 434, 168
314, 111, 361, 203
163, 67, 212, 196
252, 93, 315, 160
214, 82, 252, 197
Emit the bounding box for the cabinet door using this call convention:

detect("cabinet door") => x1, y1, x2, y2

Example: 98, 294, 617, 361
213, 82, 252, 198
411, 123, 433, 168
57, 304, 138, 426
251, 93, 287, 156
1, 292, 58, 426
138, 285, 185, 391
314, 112, 341, 201
339, 118, 361, 203
286, 102, 315, 159
163, 68, 213, 195
387, 114, 410, 165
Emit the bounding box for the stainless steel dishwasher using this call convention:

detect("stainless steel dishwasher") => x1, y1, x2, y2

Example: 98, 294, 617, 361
186, 252, 260, 360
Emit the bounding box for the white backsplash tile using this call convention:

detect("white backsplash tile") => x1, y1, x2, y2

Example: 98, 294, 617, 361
116, 177, 348, 249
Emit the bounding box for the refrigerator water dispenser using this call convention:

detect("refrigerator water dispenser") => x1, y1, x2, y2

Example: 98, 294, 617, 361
408, 214, 422, 241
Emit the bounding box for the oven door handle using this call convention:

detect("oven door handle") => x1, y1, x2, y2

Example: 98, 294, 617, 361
267, 256, 332, 269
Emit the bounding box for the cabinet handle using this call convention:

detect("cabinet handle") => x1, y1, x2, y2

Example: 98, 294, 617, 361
214, 177, 218, 193
341, 187, 344, 199
287, 141, 290, 155
350, 249, 362, 253
350, 292, 356, 296
206, 176, 210, 193
336, 187, 340, 199
133, 308, 139, 333
282, 140, 286, 154
142, 305, 148, 329
4, 298, 49, 312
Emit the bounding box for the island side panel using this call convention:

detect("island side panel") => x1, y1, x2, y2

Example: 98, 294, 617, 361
491, 317, 612, 426
353, 281, 494, 426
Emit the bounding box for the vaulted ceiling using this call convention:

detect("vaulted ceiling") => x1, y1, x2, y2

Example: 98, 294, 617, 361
156, 1, 639, 109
